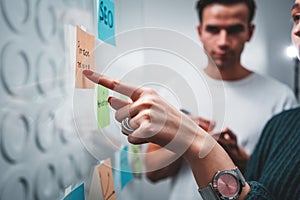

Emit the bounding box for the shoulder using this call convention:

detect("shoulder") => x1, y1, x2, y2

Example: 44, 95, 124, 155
252, 72, 297, 102
252, 73, 290, 89
271, 107, 300, 119
265, 107, 300, 129
254, 107, 300, 159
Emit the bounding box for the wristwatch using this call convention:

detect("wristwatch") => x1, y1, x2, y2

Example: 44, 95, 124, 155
198, 167, 246, 200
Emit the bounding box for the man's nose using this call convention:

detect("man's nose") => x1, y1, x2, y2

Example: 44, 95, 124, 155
217, 30, 230, 46
294, 23, 300, 37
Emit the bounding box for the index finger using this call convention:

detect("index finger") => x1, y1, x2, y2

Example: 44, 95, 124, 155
83, 69, 143, 100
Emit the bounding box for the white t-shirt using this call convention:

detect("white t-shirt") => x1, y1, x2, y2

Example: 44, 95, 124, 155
169, 72, 298, 200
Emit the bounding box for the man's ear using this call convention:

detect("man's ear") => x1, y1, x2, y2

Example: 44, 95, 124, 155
247, 24, 255, 42
197, 25, 203, 41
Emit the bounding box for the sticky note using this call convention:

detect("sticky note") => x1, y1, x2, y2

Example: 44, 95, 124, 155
120, 146, 134, 189
113, 150, 121, 192
62, 183, 85, 200
75, 26, 95, 88
129, 145, 142, 178
98, 0, 116, 45
98, 159, 116, 200
88, 164, 101, 200
97, 85, 110, 128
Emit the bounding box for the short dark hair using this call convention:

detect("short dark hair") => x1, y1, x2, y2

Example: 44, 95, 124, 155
196, 0, 256, 24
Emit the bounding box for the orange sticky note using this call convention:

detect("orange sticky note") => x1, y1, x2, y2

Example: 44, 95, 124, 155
98, 159, 116, 200
75, 26, 95, 88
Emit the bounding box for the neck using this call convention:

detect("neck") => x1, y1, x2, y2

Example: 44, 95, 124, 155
204, 64, 252, 81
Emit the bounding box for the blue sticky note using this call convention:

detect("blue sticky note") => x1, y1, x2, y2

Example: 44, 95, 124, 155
62, 183, 85, 200
98, 0, 116, 45
120, 146, 134, 189
113, 150, 121, 191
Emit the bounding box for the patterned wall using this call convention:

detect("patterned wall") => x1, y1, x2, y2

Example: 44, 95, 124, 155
0, 0, 97, 199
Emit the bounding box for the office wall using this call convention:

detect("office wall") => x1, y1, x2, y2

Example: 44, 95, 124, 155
256, 0, 296, 87
0, 0, 97, 199
0, 0, 151, 199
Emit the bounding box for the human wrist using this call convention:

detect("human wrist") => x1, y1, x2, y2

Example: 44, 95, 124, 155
238, 182, 251, 200
198, 167, 250, 200
183, 130, 216, 162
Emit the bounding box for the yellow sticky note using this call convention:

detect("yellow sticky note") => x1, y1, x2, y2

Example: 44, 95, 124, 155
98, 159, 116, 200
97, 85, 110, 128
75, 26, 95, 89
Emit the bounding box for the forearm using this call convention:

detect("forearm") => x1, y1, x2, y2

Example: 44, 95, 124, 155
145, 144, 183, 182
183, 132, 251, 199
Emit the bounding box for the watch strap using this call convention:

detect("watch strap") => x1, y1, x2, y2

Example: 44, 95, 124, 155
235, 167, 246, 187
198, 184, 221, 200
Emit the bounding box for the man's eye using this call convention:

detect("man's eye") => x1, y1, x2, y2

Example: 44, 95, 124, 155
206, 26, 219, 34
227, 26, 244, 34
293, 14, 300, 22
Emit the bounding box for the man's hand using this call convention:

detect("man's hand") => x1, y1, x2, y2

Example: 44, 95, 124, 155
182, 111, 215, 132
211, 128, 249, 173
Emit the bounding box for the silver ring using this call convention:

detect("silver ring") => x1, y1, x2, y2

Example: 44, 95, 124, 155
121, 117, 135, 134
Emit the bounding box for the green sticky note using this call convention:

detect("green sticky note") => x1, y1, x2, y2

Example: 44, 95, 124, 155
130, 145, 142, 177
97, 85, 110, 128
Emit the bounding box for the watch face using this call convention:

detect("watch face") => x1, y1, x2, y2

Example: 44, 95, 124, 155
216, 173, 239, 198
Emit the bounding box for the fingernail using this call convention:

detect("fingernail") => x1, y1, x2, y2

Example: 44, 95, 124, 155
83, 70, 93, 76
108, 97, 112, 104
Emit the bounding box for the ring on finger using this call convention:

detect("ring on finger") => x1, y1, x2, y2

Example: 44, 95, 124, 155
121, 117, 135, 134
